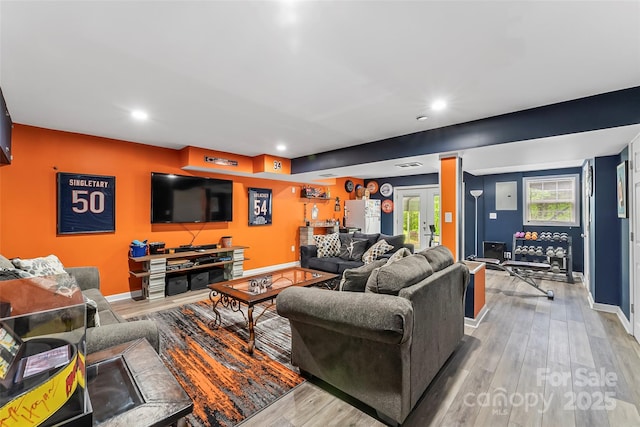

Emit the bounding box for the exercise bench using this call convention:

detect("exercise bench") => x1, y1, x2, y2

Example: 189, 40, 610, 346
469, 257, 554, 300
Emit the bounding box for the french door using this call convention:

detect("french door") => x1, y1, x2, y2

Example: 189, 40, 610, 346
394, 186, 440, 252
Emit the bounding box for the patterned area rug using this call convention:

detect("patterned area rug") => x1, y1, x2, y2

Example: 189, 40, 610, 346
133, 300, 303, 427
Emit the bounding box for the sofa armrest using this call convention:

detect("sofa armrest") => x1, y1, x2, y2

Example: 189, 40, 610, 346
86, 320, 160, 354
403, 243, 415, 254
300, 245, 318, 268
277, 287, 413, 344
65, 266, 100, 291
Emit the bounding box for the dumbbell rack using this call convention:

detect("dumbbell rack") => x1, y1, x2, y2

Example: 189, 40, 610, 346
512, 233, 574, 283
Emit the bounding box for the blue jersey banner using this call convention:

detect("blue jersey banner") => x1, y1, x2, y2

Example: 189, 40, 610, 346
248, 188, 272, 226
57, 173, 116, 234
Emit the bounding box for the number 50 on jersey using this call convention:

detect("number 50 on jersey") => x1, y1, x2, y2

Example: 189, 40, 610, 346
57, 172, 116, 234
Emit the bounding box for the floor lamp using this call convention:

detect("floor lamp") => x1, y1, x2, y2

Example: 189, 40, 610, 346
470, 190, 484, 257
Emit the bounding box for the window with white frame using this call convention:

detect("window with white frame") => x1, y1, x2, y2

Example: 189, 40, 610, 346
523, 174, 579, 226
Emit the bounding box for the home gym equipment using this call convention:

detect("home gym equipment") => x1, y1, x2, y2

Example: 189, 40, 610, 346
512, 231, 574, 283
467, 256, 554, 300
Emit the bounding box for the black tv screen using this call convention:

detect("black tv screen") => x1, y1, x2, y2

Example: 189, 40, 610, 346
151, 173, 233, 223
0, 86, 12, 165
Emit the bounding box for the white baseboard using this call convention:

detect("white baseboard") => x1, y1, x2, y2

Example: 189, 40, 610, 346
587, 291, 632, 334
105, 261, 302, 303
106, 289, 142, 303
465, 306, 489, 328
242, 261, 300, 277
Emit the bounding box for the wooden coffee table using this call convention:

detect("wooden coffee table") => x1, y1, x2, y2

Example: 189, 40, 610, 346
208, 267, 337, 354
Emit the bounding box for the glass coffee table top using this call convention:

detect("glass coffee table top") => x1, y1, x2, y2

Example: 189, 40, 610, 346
212, 267, 336, 297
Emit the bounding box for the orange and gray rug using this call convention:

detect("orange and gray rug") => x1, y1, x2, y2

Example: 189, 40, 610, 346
134, 300, 303, 427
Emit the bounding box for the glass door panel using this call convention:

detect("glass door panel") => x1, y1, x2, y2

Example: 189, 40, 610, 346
394, 186, 439, 252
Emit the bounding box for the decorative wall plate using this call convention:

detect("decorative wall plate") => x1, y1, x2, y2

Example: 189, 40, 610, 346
381, 199, 394, 213
379, 183, 393, 197
366, 180, 379, 194
344, 180, 354, 193
355, 184, 365, 198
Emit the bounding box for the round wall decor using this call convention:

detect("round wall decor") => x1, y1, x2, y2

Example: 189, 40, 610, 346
344, 180, 354, 193
366, 180, 379, 194
381, 199, 394, 213
380, 183, 393, 197
355, 184, 365, 198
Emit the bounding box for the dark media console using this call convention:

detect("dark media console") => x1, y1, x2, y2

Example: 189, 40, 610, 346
174, 243, 218, 253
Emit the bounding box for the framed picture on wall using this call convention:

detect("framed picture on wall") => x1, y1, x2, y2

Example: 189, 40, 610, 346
57, 172, 116, 234
248, 188, 272, 225
616, 161, 628, 219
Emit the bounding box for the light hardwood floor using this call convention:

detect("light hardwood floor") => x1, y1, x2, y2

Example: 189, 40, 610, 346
111, 271, 640, 427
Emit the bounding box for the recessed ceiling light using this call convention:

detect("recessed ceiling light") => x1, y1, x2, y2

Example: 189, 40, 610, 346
276, 144, 286, 151
131, 110, 148, 121
416, 115, 428, 121
431, 100, 447, 111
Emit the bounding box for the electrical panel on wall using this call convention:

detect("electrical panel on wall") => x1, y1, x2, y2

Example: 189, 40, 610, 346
495, 181, 517, 210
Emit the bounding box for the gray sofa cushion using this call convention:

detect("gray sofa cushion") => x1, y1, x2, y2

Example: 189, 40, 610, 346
365, 254, 434, 295
340, 259, 387, 292
308, 257, 363, 274
418, 245, 454, 272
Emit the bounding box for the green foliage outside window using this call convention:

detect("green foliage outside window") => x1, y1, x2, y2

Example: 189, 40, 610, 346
525, 176, 577, 225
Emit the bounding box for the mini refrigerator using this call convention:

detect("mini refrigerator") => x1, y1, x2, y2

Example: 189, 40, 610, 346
345, 199, 381, 234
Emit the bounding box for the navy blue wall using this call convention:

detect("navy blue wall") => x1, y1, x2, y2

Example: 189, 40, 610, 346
463, 168, 584, 272
592, 156, 622, 306
366, 174, 438, 235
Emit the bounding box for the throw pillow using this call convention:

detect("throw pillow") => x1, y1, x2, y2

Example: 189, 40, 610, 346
366, 254, 434, 295
377, 233, 406, 252
313, 233, 341, 258
338, 236, 368, 261
418, 245, 454, 272
362, 239, 394, 264
385, 247, 412, 264
353, 232, 380, 250
11, 254, 66, 277
0, 254, 14, 270
339, 259, 387, 292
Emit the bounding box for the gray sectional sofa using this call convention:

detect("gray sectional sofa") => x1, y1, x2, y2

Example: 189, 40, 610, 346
277, 245, 469, 425
66, 266, 159, 354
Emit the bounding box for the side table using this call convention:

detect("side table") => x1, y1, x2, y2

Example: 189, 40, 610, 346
86, 339, 193, 426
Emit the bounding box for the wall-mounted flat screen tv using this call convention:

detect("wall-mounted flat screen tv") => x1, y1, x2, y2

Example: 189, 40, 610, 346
151, 173, 233, 223
0, 86, 12, 165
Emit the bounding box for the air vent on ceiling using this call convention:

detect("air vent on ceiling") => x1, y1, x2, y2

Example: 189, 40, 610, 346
319, 173, 337, 177
394, 162, 423, 168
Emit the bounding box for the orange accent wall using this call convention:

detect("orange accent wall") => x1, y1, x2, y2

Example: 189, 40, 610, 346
474, 265, 486, 317
440, 156, 458, 258
0, 125, 354, 297
252, 155, 291, 175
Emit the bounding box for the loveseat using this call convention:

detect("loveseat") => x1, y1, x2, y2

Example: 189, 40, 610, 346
66, 266, 159, 354
300, 231, 414, 274
277, 245, 469, 425
0, 254, 159, 355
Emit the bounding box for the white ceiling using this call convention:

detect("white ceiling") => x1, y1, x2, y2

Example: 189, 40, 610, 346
1, 1, 639, 180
